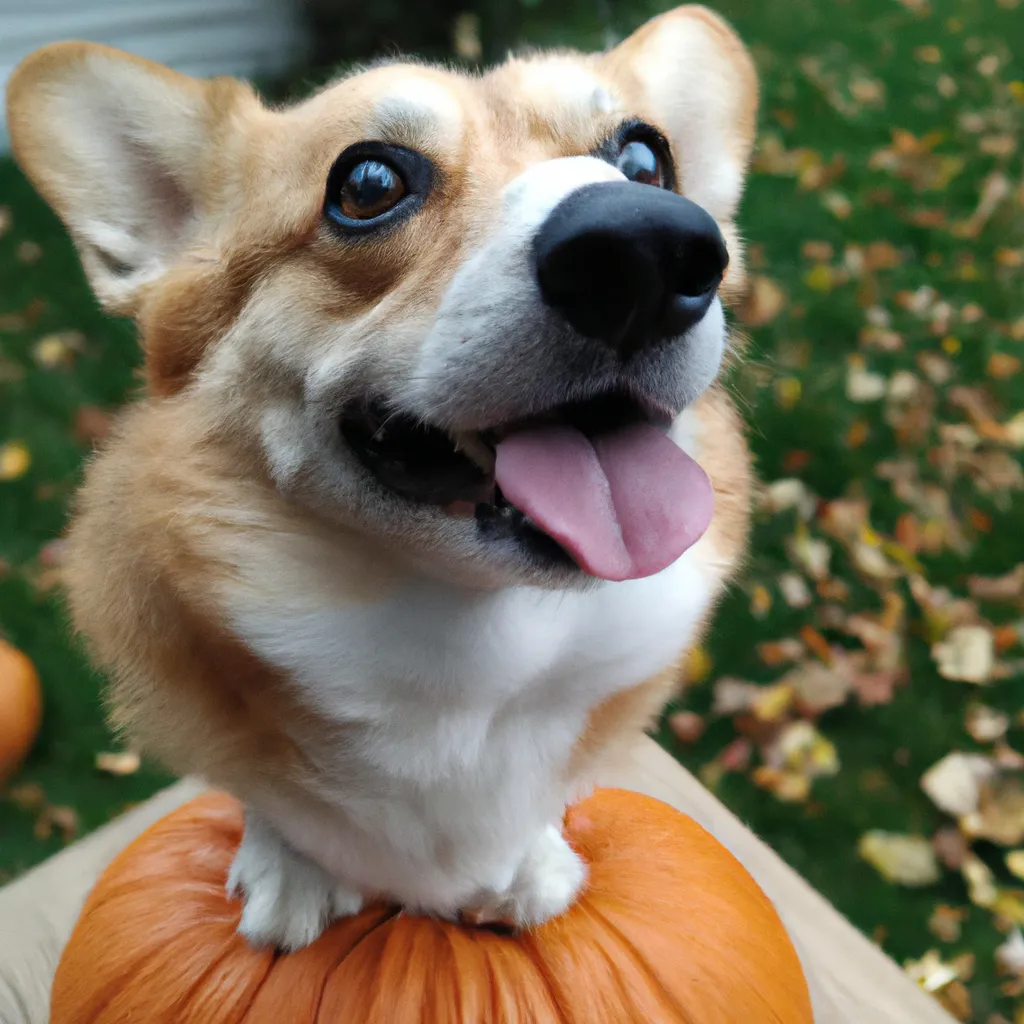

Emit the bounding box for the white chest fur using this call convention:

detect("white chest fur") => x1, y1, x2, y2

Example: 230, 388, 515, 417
224, 535, 713, 907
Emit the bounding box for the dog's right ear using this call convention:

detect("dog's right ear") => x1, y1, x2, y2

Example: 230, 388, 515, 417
6, 42, 256, 316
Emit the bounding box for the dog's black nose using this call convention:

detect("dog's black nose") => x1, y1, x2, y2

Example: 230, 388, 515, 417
533, 181, 728, 355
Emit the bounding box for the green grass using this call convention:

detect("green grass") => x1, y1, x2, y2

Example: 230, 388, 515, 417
1, 0, 1023, 1018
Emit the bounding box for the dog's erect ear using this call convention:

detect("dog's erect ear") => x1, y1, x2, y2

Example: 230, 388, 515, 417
6, 42, 255, 315
601, 6, 758, 224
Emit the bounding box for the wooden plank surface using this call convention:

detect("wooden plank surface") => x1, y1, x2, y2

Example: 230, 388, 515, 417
0, 736, 953, 1023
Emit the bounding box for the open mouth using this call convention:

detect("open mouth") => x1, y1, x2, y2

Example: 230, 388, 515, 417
339, 389, 713, 582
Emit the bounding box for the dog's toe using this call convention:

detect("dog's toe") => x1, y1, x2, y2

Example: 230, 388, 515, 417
459, 824, 586, 930
228, 814, 363, 952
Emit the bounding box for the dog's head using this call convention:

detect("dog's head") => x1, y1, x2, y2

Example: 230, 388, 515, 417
7, 6, 757, 588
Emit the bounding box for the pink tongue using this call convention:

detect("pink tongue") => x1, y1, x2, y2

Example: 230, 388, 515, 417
494, 423, 713, 582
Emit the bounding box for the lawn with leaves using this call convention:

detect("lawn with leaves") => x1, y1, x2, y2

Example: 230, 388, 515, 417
1, 0, 1023, 1019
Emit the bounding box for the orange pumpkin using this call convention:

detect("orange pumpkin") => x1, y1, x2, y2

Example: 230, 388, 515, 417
0, 638, 42, 783
51, 788, 813, 1024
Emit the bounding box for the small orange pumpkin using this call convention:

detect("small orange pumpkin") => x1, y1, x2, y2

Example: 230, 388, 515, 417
0, 638, 42, 783
51, 788, 813, 1024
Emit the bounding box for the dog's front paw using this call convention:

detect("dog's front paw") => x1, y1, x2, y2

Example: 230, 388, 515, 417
226, 814, 363, 951
462, 825, 586, 930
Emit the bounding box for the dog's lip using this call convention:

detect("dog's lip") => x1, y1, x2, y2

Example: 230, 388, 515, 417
477, 392, 674, 446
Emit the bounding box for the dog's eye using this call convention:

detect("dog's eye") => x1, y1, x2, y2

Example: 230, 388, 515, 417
324, 143, 433, 235
337, 160, 406, 220
617, 140, 664, 188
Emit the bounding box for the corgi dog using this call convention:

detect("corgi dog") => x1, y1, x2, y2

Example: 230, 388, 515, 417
7, 4, 756, 950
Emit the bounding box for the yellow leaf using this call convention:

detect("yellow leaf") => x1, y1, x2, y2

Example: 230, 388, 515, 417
683, 646, 713, 685
749, 584, 772, 619
775, 376, 802, 409
0, 441, 31, 481
881, 540, 924, 574
1008, 850, 1024, 880
803, 263, 835, 292
751, 682, 795, 722
752, 766, 810, 803
993, 891, 1024, 926
772, 720, 840, 777
962, 852, 998, 908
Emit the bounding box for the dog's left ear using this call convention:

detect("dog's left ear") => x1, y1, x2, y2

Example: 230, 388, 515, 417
601, 5, 758, 224
5, 42, 258, 317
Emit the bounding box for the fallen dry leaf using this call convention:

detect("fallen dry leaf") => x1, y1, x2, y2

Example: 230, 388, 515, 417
928, 904, 967, 943
741, 275, 787, 326
905, 949, 961, 995
32, 331, 84, 370
962, 852, 999, 908
667, 711, 705, 745
756, 638, 806, 667
0, 441, 31, 482
932, 626, 995, 684
751, 682, 796, 723
963, 778, 1024, 846
966, 703, 1010, 743
765, 719, 840, 777
712, 677, 761, 717
995, 929, 1024, 977
968, 565, 1024, 603
846, 363, 888, 402
786, 527, 832, 580
779, 571, 813, 608
933, 826, 969, 870
860, 831, 941, 886
95, 751, 141, 776
763, 478, 817, 518
921, 752, 996, 817
752, 766, 810, 802
33, 804, 79, 843
1008, 851, 1024, 881
784, 661, 851, 717
989, 353, 1022, 379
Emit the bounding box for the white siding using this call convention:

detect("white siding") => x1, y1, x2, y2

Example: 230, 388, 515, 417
0, 0, 309, 150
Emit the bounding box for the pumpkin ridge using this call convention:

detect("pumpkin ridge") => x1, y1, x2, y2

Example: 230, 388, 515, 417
312, 907, 401, 1023
518, 926, 576, 1022
176, 933, 262, 1023
61, 918, 168, 1024
218, 951, 279, 1024
577, 898, 691, 1023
